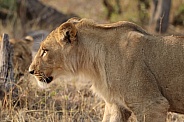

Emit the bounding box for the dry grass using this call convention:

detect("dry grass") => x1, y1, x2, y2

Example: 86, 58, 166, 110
0, 74, 104, 122
1, 76, 184, 122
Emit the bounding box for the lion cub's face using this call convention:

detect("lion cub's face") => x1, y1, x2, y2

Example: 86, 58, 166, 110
13, 37, 33, 79
29, 22, 77, 88
0, 36, 33, 79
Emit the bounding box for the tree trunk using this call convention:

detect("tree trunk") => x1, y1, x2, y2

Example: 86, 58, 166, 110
0, 33, 14, 100
149, 0, 171, 33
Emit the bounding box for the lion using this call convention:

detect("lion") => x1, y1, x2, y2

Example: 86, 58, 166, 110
29, 18, 184, 122
0, 36, 33, 80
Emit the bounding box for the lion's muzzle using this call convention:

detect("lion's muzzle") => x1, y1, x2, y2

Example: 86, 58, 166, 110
29, 67, 53, 84
29, 70, 34, 74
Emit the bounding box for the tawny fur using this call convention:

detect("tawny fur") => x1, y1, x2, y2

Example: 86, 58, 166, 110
0, 36, 33, 79
29, 18, 184, 122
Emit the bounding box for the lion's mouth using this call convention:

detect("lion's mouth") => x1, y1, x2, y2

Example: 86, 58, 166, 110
44, 76, 53, 84
37, 75, 53, 84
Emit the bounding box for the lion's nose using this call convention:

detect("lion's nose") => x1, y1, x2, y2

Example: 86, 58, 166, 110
29, 64, 35, 74
29, 70, 34, 74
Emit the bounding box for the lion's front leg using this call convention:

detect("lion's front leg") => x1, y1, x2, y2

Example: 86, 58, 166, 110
109, 104, 122, 122
102, 102, 132, 122
102, 102, 111, 122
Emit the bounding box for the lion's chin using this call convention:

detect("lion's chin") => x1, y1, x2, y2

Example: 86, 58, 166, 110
37, 81, 49, 89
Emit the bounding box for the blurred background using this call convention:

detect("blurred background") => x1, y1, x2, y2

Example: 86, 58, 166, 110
0, 0, 183, 39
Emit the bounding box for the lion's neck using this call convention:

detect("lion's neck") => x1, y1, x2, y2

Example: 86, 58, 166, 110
66, 34, 106, 87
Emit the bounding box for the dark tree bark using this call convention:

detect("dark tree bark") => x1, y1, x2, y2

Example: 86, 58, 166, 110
150, 0, 171, 33
17, 0, 77, 33
0, 34, 14, 100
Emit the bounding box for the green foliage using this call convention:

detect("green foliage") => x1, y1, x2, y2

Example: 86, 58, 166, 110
0, 0, 17, 22
173, 4, 184, 25
138, 0, 151, 25
0, 0, 16, 9
0, 0, 17, 14
178, 4, 184, 12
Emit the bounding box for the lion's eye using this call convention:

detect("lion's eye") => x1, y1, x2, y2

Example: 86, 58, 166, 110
19, 55, 23, 60
17, 54, 23, 60
41, 49, 48, 57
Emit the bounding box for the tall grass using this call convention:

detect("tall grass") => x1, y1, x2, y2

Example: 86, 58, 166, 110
0, 74, 104, 122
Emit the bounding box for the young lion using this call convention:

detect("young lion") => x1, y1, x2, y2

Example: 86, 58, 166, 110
0, 36, 33, 80
29, 18, 184, 122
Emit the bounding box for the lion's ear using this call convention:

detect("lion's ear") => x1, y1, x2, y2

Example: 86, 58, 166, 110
58, 22, 77, 44
23, 36, 34, 46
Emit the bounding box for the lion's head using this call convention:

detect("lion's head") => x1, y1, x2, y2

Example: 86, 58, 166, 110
0, 36, 33, 79
11, 36, 33, 79
29, 20, 80, 88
